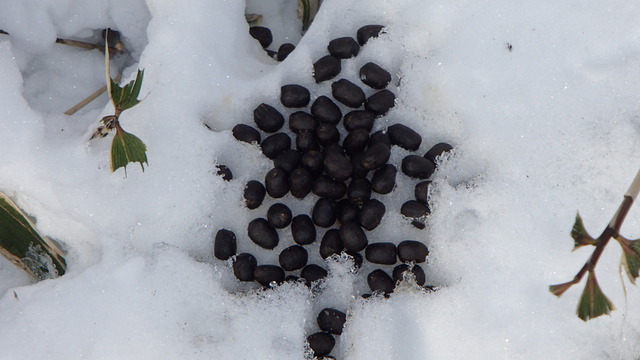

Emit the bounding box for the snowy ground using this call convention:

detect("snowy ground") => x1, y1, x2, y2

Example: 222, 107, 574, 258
1, 0, 640, 359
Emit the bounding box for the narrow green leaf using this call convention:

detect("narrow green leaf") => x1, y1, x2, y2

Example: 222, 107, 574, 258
571, 213, 597, 250
620, 239, 640, 284
549, 280, 576, 297
110, 128, 148, 174
576, 271, 614, 321
110, 69, 144, 112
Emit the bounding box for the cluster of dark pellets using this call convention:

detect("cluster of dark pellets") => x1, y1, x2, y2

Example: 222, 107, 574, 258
249, 25, 296, 62
216, 24, 453, 359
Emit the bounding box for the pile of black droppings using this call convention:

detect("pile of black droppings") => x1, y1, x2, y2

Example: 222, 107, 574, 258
215, 24, 453, 359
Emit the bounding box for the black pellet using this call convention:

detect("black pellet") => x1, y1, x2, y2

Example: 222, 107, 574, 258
400, 200, 430, 218
323, 142, 345, 156
348, 177, 371, 206
267, 203, 293, 229
254, 265, 285, 286
367, 269, 395, 294
281, 84, 310, 108
361, 142, 390, 170
368, 130, 391, 147
393, 264, 426, 286
277, 43, 295, 61
347, 251, 364, 269
244, 180, 266, 209
371, 164, 396, 194
233, 253, 257, 281
249, 26, 272, 48
397, 240, 429, 263
232, 124, 261, 144
264, 167, 290, 198
365, 89, 396, 116
320, 229, 343, 259
313, 55, 342, 83
411, 219, 426, 230
261, 132, 291, 160
215, 165, 233, 181
296, 131, 320, 152
279, 245, 308, 271
311, 95, 342, 124
339, 221, 368, 252
365, 242, 397, 265
317, 308, 347, 335
414, 180, 431, 203
328, 36, 360, 59
254, 103, 284, 133
289, 111, 317, 133
307, 332, 335, 357
289, 167, 313, 198
359, 62, 391, 89
357, 25, 385, 45
337, 199, 360, 224
350, 152, 369, 179
312, 198, 337, 228
301, 150, 324, 176
291, 214, 316, 245
316, 123, 340, 145
424, 142, 453, 164
332, 79, 365, 108
248, 218, 279, 249
301, 264, 328, 283
358, 199, 386, 231
343, 110, 375, 132
274, 150, 302, 174
342, 128, 369, 155
387, 123, 422, 151
401, 155, 435, 179
312, 176, 347, 200
213, 229, 236, 260
323, 152, 352, 181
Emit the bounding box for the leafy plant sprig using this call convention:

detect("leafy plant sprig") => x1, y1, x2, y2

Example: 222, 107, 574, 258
550, 169, 640, 321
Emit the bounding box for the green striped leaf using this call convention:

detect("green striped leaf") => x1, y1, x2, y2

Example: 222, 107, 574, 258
110, 128, 148, 174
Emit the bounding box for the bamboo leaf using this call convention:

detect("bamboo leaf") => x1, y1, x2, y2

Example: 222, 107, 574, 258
549, 280, 576, 298
110, 69, 144, 112
620, 239, 640, 284
571, 213, 597, 250
576, 271, 614, 321
110, 128, 148, 174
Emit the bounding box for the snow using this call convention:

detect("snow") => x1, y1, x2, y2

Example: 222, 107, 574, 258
1, 0, 640, 358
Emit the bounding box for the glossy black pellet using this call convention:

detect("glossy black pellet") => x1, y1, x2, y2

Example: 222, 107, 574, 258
289, 167, 313, 198
253, 103, 284, 133
232, 123, 261, 144
414, 180, 431, 204
365, 242, 397, 265
320, 229, 343, 259
339, 220, 368, 252
361, 142, 390, 170
367, 269, 395, 294
424, 142, 453, 164
277, 43, 295, 61
281, 84, 310, 108
261, 132, 291, 160
359, 62, 391, 89
312, 176, 347, 200
296, 131, 320, 152
371, 164, 397, 194
301, 150, 324, 176
233, 253, 257, 281
301, 264, 328, 283
312, 198, 337, 228
215, 165, 233, 181
323, 152, 352, 181
248, 218, 279, 249
401, 155, 435, 179
337, 199, 360, 224
288, 111, 317, 133
401, 200, 430, 218
311, 95, 342, 124
317, 308, 347, 335
264, 167, 290, 198
358, 199, 386, 231
343, 110, 375, 132
291, 214, 316, 245
348, 177, 371, 206
349, 152, 369, 179
214, 229, 236, 260
249, 26, 272, 48
313, 55, 342, 83
387, 123, 422, 151
328, 36, 360, 59
393, 264, 426, 286
332, 79, 365, 108
274, 150, 302, 174
365, 89, 396, 116
368, 130, 391, 147
244, 180, 266, 209
307, 332, 335, 357
397, 240, 429, 263
357, 24, 385, 45
342, 128, 369, 155
254, 265, 285, 286
267, 203, 293, 229
279, 245, 308, 271
316, 123, 340, 145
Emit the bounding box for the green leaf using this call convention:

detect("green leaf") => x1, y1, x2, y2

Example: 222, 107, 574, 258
571, 213, 597, 250
620, 239, 640, 284
110, 69, 144, 112
549, 280, 576, 298
576, 271, 614, 321
110, 128, 148, 174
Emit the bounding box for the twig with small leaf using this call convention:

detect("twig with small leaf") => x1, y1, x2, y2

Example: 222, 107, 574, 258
550, 169, 640, 321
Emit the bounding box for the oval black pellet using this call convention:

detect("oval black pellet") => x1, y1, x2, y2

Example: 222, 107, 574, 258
312, 176, 347, 200
316, 123, 340, 145
254, 103, 284, 133
328, 36, 360, 59
307, 332, 335, 357
361, 142, 390, 171
371, 164, 396, 194
317, 308, 347, 335
332, 79, 365, 108
291, 214, 316, 245
414, 180, 431, 203
393, 264, 426, 286
244, 180, 266, 209
424, 142, 454, 164
289, 167, 313, 198
214, 229, 236, 260
279, 245, 308, 271
313, 55, 342, 83
343, 110, 375, 132
357, 24, 385, 45
249, 26, 272, 48
368, 130, 391, 147
401, 155, 435, 179
274, 150, 302, 174
232, 124, 261, 144
339, 221, 368, 252
365, 89, 396, 116
264, 167, 290, 198
254, 265, 285, 286
296, 131, 320, 152
397, 240, 429, 263
301, 150, 324, 176
348, 177, 371, 206
350, 152, 369, 179
320, 229, 343, 259
342, 128, 369, 155
261, 132, 291, 160
288, 111, 317, 133
347, 251, 364, 269
233, 253, 257, 281
215, 165, 233, 181
387, 123, 422, 151
401, 200, 430, 218
277, 43, 295, 61
367, 269, 395, 294
301, 264, 328, 283
359, 62, 391, 89
365, 242, 397, 265
337, 199, 360, 225
267, 203, 293, 229
312, 198, 337, 228
281, 84, 310, 108
311, 95, 342, 124
248, 218, 279, 249
359, 199, 386, 231
323, 152, 352, 181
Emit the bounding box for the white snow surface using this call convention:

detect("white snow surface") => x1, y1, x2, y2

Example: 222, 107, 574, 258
1, 0, 640, 359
